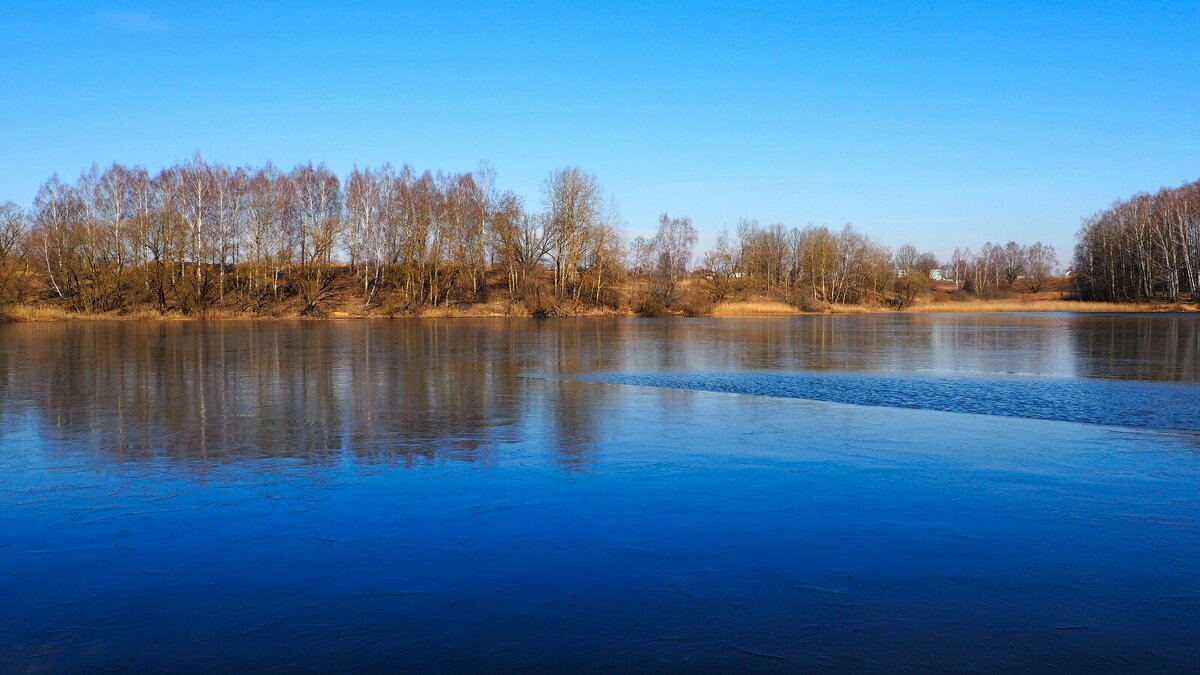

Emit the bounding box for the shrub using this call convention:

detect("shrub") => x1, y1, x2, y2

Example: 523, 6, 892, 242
677, 293, 714, 317
788, 290, 825, 312
891, 272, 931, 309
518, 281, 559, 317
380, 292, 420, 317
978, 286, 1013, 300
636, 294, 668, 317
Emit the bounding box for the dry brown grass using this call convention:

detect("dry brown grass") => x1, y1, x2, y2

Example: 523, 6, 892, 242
711, 300, 805, 316
2, 305, 81, 321
418, 300, 529, 318
2, 304, 258, 322
904, 299, 1192, 313
195, 307, 254, 320
4, 295, 1193, 322
701, 295, 1193, 318
0, 305, 173, 321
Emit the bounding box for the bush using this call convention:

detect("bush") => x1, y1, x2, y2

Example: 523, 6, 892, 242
891, 273, 930, 309
635, 294, 668, 317
596, 287, 622, 309
518, 281, 559, 317
677, 293, 714, 317
380, 292, 420, 317
788, 290, 825, 312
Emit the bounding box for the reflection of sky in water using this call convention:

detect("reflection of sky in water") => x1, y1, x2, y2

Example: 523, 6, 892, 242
0, 316, 1197, 671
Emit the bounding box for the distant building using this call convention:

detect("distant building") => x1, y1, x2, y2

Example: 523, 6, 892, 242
928, 268, 944, 281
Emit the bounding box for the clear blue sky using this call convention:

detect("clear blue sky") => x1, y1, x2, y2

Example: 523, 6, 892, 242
2, 1, 1198, 260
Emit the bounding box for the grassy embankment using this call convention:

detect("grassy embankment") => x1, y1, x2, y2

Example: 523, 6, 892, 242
1, 275, 1192, 321
708, 276, 1192, 315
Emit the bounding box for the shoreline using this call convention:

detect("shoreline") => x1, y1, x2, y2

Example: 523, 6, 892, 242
2, 299, 1192, 322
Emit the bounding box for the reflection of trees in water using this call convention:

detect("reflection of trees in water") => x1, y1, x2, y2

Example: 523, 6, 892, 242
547, 380, 602, 469
0, 322, 547, 467
342, 321, 526, 464
0, 316, 1194, 471
1069, 316, 1198, 382
663, 316, 931, 373
920, 314, 1073, 376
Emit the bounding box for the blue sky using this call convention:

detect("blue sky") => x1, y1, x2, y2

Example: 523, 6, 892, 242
2, 1, 1198, 260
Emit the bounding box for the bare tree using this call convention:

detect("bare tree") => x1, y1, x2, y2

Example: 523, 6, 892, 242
0, 202, 27, 304
291, 163, 342, 314
32, 174, 85, 308
999, 240, 1025, 286
345, 166, 384, 306
647, 212, 697, 306
543, 167, 602, 300
894, 244, 920, 271
491, 193, 551, 296
1022, 243, 1057, 292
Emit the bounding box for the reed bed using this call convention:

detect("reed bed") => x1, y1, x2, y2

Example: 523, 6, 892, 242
905, 300, 1189, 313
710, 300, 805, 316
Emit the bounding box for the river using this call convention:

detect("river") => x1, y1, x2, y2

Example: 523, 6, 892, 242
1, 314, 1197, 671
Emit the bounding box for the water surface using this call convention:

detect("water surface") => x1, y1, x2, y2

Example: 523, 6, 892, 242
1, 315, 1197, 672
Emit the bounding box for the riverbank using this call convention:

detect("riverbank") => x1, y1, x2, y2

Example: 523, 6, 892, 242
714, 298, 1191, 316
3, 296, 1192, 322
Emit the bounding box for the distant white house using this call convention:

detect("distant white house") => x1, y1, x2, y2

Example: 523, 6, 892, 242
894, 268, 954, 281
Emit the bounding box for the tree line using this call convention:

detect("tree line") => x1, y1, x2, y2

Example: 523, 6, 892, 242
0, 158, 626, 316
1072, 178, 1200, 302
0, 156, 1111, 318
693, 220, 1057, 309
948, 241, 1058, 294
